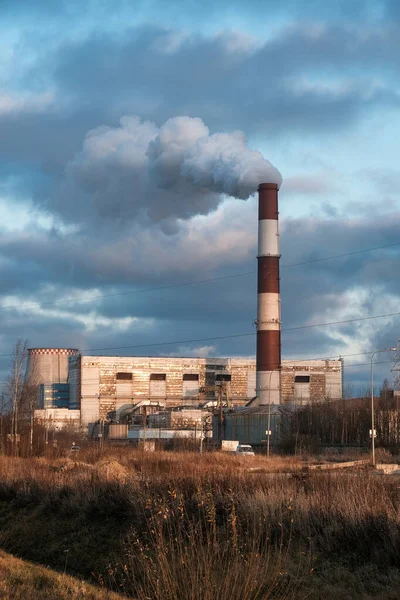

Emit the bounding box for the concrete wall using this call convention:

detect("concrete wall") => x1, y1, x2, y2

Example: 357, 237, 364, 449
281, 360, 343, 404
77, 356, 343, 425
26, 348, 79, 385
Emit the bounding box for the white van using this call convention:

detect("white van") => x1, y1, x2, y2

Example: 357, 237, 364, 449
235, 444, 255, 456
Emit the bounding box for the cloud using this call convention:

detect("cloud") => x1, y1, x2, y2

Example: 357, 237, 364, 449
0, 0, 380, 25
0, 91, 55, 116
166, 345, 217, 357
1, 199, 399, 338
0, 195, 258, 291
45, 115, 281, 228
49, 23, 400, 133
282, 175, 335, 196
2, 20, 400, 182
358, 167, 400, 195
1, 2, 400, 394
0, 202, 399, 391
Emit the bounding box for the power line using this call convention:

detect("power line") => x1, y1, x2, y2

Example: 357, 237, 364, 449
281, 241, 400, 268
79, 310, 400, 354
0, 348, 391, 364
345, 359, 393, 369
85, 312, 400, 352
0, 308, 398, 359
279, 350, 395, 363
284, 311, 400, 332
0, 241, 399, 313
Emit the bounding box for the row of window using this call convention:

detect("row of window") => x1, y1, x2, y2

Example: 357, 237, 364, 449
116, 372, 310, 383
116, 372, 232, 382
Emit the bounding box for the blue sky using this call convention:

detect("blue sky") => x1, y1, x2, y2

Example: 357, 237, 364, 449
1, 0, 399, 393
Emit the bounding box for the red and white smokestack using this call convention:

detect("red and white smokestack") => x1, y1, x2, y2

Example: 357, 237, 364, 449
256, 183, 281, 405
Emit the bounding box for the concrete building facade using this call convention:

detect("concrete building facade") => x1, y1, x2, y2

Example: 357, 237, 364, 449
67, 355, 343, 426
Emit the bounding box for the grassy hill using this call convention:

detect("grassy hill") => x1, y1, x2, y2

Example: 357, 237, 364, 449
0, 550, 126, 599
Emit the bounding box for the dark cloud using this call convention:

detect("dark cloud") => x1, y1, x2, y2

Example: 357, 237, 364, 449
0, 208, 399, 373
1, 1, 399, 394
47, 23, 400, 138
0, 108, 105, 172
2, 20, 399, 192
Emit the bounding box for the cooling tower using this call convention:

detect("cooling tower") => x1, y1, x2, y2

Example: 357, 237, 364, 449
256, 183, 281, 406
25, 348, 80, 385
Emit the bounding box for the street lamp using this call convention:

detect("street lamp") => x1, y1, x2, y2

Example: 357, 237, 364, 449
370, 347, 396, 467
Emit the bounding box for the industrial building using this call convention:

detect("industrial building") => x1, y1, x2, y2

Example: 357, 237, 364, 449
26, 348, 81, 430
28, 179, 344, 440
73, 355, 343, 426
28, 349, 343, 429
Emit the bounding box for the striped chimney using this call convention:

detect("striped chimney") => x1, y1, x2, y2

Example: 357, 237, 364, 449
256, 183, 281, 406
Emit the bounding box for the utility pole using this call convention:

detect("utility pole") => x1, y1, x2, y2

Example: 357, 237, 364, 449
218, 384, 223, 442
29, 391, 34, 456
143, 405, 147, 450
98, 419, 104, 451
44, 407, 49, 450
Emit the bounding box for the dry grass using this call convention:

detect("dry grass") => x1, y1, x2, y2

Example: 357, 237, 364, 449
0, 550, 126, 599
0, 449, 399, 598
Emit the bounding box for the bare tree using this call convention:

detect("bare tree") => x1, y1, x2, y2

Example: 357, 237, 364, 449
343, 381, 355, 400
379, 378, 394, 405
25, 380, 39, 455
0, 390, 10, 454
6, 340, 28, 456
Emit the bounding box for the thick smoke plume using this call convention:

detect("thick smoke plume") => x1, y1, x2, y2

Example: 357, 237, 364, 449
53, 115, 282, 228
147, 116, 282, 198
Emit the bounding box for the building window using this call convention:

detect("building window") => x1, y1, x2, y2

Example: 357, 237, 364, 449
150, 373, 167, 398
216, 374, 232, 382
294, 375, 310, 404
183, 374, 199, 397
116, 372, 133, 381
150, 373, 166, 381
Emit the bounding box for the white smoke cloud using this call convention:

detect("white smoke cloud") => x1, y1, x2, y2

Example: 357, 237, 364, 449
148, 116, 282, 198
51, 115, 281, 228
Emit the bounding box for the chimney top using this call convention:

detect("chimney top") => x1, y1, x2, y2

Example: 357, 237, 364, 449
258, 183, 279, 191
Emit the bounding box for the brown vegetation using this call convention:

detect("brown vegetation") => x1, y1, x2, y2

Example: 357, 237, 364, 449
0, 550, 125, 599
0, 449, 400, 598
